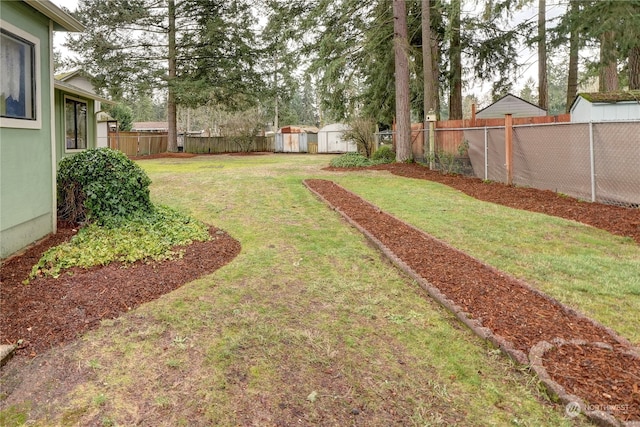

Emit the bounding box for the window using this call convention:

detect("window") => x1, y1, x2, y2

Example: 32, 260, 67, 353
0, 20, 41, 129
1, 29, 35, 120
65, 97, 87, 150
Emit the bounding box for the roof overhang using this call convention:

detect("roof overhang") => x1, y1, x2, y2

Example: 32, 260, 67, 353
54, 80, 114, 105
24, 0, 84, 32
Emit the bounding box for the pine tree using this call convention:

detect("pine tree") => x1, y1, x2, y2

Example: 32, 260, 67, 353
393, 0, 412, 162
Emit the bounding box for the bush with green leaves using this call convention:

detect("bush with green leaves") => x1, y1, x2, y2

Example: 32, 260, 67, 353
32, 205, 210, 278
57, 148, 154, 225
329, 152, 376, 167
371, 145, 395, 163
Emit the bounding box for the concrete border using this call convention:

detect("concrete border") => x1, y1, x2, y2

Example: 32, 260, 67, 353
303, 178, 639, 425
0, 344, 16, 367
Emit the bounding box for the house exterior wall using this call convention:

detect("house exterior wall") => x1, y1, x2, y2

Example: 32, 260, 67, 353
476, 95, 547, 119
64, 75, 94, 93
54, 88, 97, 163
0, 1, 55, 258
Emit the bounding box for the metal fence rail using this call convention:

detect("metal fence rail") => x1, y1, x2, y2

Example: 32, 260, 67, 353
463, 120, 640, 206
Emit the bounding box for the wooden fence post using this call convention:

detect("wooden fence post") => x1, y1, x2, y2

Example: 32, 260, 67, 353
505, 114, 513, 185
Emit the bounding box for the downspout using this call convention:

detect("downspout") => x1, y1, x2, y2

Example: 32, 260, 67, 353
49, 20, 57, 235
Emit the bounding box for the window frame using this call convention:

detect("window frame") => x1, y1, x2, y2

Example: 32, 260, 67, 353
64, 95, 88, 152
0, 20, 42, 130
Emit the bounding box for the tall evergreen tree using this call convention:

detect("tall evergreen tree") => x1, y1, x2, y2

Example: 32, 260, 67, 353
537, 0, 548, 111
67, 0, 261, 152
448, 0, 462, 120
393, 0, 412, 161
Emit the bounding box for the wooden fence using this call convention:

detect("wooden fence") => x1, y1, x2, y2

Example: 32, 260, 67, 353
430, 114, 571, 156
109, 131, 168, 157
184, 136, 275, 154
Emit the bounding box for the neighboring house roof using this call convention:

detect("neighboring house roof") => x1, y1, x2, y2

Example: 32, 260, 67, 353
132, 122, 169, 131
54, 80, 114, 104
572, 91, 640, 105
476, 93, 547, 118
23, 0, 84, 32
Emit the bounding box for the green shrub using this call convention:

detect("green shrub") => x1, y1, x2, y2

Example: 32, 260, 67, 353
32, 205, 210, 278
371, 145, 395, 163
57, 148, 154, 225
329, 153, 375, 168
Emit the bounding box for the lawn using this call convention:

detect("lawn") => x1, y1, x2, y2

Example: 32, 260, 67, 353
6, 153, 634, 425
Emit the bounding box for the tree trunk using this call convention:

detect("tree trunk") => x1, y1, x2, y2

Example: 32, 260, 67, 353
422, 0, 437, 119
629, 46, 640, 90
565, 0, 579, 112
393, 0, 412, 162
599, 31, 618, 92
538, 0, 548, 111
167, 0, 178, 152
448, 0, 462, 120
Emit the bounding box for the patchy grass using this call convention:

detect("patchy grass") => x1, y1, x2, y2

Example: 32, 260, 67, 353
3, 154, 616, 426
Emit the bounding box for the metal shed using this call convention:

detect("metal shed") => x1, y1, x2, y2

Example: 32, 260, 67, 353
570, 91, 640, 122
275, 126, 318, 153
317, 123, 355, 153
476, 93, 547, 119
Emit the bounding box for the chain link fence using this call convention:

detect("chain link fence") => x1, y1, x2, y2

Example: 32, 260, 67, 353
464, 120, 640, 207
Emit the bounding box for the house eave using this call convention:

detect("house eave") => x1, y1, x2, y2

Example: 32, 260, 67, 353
24, 0, 84, 32
54, 81, 114, 104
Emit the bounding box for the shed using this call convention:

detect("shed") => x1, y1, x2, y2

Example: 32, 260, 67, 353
275, 125, 318, 153
317, 123, 354, 153
1, 0, 83, 259
570, 91, 640, 122
476, 93, 547, 119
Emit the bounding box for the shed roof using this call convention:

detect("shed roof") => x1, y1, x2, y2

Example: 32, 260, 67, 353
574, 91, 640, 104
279, 125, 319, 134
23, 1, 84, 32
476, 93, 546, 118
319, 123, 350, 132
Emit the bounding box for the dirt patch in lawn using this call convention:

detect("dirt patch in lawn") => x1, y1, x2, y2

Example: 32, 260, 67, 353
0, 226, 240, 358
328, 162, 640, 244
305, 178, 640, 423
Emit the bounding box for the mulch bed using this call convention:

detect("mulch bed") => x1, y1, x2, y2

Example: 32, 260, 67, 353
304, 177, 639, 423
0, 226, 241, 357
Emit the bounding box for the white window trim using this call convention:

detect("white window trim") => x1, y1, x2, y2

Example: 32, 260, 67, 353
63, 94, 88, 153
0, 19, 42, 130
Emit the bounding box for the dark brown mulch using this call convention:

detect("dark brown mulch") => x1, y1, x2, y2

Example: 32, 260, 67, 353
544, 343, 640, 422
305, 178, 639, 422
364, 163, 640, 244
0, 226, 241, 357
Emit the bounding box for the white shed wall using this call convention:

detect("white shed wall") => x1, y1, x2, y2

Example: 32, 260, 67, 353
318, 123, 354, 153
571, 99, 640, 122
